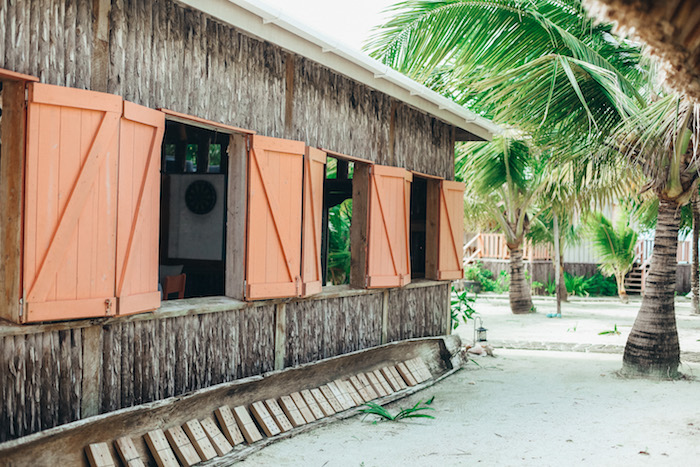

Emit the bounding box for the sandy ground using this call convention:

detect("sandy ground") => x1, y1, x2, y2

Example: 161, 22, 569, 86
461, 295, 700, 355
239, 297, 700, 467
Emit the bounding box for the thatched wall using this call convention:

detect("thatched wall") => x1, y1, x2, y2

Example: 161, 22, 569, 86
0, 0, 456, 443
0, 283, 449, 442
0, 0, 455, 178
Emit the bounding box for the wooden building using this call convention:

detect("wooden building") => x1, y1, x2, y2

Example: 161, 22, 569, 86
0, 0, 497, 442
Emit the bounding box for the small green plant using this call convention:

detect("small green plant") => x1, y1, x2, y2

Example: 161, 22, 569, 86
599, 324, 621, 335
493, 270, 510, 293
564, 272, 588, 297
531, 280, 544, 294
567, 322, 578, 332
545, 280, 557, 296
360, 400, 435, 422
451, 285, 477, 329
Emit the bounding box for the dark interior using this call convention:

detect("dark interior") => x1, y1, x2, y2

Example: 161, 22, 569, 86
159, 121, 229, 298
410, 176, 428, 279
321, 157, 354, 285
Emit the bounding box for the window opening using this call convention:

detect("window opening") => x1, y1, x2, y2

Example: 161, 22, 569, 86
410, 175, 428, 279
159, 120, 229, 298
321, 157, 354, 285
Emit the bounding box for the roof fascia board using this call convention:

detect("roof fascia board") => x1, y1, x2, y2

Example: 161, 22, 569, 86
175, 0, 500, 141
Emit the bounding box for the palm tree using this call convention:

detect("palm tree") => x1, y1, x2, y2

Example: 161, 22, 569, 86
527, 209, 578, 304
585, 211, 638, 302
459, 137, 547, 314
366, 0, 694, 377
692, 193, 700, 314
607, 96, 699, 377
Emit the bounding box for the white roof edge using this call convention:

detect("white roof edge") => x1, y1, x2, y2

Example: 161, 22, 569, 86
176, 0, 502, 140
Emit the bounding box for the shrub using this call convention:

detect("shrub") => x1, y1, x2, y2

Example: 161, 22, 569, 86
550, 272, 618, 297
464, 261, 497, 292
564, 272, 588, 296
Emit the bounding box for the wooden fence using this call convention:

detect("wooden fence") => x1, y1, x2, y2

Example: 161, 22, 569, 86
471, 233, 695, 265
465, 233, 551, 262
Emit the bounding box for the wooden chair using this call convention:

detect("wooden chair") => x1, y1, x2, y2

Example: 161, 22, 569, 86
163, 274, 186, 300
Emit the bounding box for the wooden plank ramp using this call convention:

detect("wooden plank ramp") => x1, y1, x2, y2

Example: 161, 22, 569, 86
1, 335, 462, 466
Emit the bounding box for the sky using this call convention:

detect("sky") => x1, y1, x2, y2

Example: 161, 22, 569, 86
258, 0, 399, 52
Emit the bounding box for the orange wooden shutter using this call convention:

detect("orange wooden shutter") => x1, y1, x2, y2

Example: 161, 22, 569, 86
365, 165, 412, 288
23, 83, 122, 322
246, 135, 305, 300
437, 180, 466, 280
115, 102, 165, 315
300, 147, 326, 297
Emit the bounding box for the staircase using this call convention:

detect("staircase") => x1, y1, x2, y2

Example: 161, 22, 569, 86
624, 261, 649, 295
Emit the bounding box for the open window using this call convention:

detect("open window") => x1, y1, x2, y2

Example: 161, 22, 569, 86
158, 109, 253, 300
321, 154, 354, 286
320, 150, 375, 287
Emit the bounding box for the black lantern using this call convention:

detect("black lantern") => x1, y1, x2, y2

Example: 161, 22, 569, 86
473, 316, 488, 344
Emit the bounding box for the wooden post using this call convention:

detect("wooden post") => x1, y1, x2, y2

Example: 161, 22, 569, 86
380, 289, 389, 344
0, 81, 26, 323
274, 303, 286, 371
445, 284, 452, 335
81, 325, 103, 417
225, 134, 247, 300
350, 163, 371, 289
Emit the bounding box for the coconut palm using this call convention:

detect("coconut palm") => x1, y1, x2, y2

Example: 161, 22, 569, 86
459, 137, 547, 313
585, 211, 638, 302
367, 0, 694, 377
692, 193, 700, 314
607, 96, 700, 377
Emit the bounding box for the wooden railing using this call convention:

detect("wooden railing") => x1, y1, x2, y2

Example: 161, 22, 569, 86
636, 238, 693, 264
466, 233, 551, 261
467, 232, 695, 266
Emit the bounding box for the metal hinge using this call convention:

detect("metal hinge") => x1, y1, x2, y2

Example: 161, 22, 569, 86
24, 88, 28, 101
105, 299, 112, 315
18, 298, 23, 317
246, 136, 251, 151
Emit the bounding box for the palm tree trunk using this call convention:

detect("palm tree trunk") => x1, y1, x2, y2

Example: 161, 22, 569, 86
559, 253, 568, 302
509, 247, 534, 314
616, 272, 628, 303
622, 197, 680, 378
692, 193, 700, 314
553, 212, 562, 315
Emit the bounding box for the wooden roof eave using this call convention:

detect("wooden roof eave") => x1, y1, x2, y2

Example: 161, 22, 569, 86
158, 108, 256, 136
